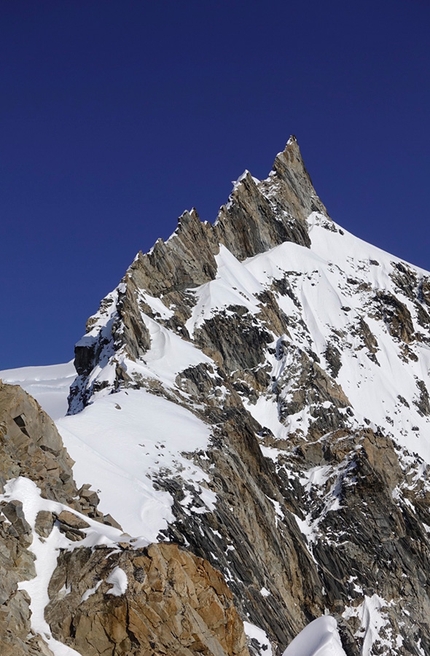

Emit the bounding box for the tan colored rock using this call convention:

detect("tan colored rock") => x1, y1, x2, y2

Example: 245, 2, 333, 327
57, 510, 90, 530
34, 510, 55, 538
0, 383, 75, 504
46, 542, 250, 656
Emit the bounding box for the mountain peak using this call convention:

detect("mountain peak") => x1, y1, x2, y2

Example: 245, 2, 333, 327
63, 139, 430, 654
268, 135, 328, 221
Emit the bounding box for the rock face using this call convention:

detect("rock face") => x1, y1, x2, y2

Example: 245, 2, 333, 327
0, 381, 76, 503
68, 137, 322, 411
0, 383, 251, 655
65, 136, 430, 655
0, 382, 98, 655
46, 542, 249, 656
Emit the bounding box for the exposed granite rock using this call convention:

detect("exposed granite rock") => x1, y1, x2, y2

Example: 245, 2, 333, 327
0, 382, 77, 504
57, 509, 90, 541
193, 307, 273, 372
2, 500, 32, 542
324, 342, 342, 378
130, 209, 220, 296
158, 407, 325, 652
214, 137, 329, 261
414, 378, 430, 416
375, 291, 414, 343
34, 510, 55, 538
215, 172, 310, 260
354, 317, 379, 358
262, 136, 329, 221
46, 542, 250, 656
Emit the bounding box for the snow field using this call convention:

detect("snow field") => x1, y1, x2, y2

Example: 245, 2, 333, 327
281, 616, 346, 656
57, 388, 215, 540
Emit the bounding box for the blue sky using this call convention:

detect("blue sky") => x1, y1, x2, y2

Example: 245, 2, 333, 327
1, 0, 430, 368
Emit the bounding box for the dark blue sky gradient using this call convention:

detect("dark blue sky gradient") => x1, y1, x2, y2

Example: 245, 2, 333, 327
1, 0, 430, 367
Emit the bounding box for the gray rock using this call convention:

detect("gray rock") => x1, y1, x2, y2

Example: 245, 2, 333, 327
34, 511, 55, 538
56, 510, 90, 530
2, 501, 32, 538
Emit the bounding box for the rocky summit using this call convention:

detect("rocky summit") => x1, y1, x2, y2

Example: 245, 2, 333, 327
2, 137, 430, 656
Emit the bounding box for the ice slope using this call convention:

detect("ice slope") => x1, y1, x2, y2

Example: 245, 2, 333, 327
0, 361, 76, 420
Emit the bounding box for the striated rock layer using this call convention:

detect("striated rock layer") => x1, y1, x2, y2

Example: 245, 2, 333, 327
65, 136, 430, 655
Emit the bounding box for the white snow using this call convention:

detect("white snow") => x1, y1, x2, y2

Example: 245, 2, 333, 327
186, 244, 263, 336
57, 388, 214, 540
106, 566, 128, 596
243, 395, 289, 440
138, 291, 174, 320
281, 616, 347, 656
134, 313, 213, 387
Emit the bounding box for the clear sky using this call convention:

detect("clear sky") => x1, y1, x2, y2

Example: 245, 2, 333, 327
1, 0, 430, 368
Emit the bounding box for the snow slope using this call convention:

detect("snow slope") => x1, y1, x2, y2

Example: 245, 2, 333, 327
181, 211, 430, 462
57, 388, 215, 539
281, 616, 346, 656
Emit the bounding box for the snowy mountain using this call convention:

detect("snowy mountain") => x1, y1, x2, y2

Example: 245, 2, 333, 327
2, 137, 430, 656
